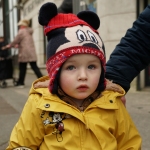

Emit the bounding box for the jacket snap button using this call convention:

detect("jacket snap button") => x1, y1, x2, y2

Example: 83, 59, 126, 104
109, 100, 113, 103
44, 104, 50, 108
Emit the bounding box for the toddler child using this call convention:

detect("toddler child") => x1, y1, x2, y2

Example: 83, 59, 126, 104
6, 2, 141, 150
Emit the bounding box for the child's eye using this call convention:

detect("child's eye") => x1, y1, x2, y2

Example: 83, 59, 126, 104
66, 65, 75, 70
88, 65, 96, 69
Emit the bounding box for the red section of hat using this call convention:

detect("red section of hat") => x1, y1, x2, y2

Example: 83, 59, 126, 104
44, 13, 98, 35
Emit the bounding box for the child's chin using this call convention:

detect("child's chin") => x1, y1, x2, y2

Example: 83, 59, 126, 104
74, 94, 90, 100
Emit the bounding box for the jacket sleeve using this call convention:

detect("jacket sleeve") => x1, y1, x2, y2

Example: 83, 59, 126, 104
6, 94, 45, 150
115, 99, 142, 149
106, 5, 150, 92
10, 30, 22, 47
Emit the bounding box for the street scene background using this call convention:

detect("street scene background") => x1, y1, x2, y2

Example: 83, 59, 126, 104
0, 0, 150, 149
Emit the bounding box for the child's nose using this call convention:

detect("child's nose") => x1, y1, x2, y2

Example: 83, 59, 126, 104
78, 69, 87, 80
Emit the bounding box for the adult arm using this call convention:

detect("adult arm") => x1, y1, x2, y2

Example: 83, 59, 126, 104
106, 5, 150, 92
9, 30, 23, 47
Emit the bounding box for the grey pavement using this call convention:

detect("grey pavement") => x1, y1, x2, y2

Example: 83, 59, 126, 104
0, 72, 150, 150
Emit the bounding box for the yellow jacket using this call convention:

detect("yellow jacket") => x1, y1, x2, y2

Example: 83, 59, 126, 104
6, 76, 141, 150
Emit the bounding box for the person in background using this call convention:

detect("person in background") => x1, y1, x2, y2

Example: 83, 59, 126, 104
0, 36, 9, 51
6, 19, 43, 88
0, 37, 7, 87
6, 2, 141, 149
0, 37, 5, 49
0, 37, 9, 86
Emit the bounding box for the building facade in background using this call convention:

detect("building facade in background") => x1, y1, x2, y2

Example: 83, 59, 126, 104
0, 0, 150, 91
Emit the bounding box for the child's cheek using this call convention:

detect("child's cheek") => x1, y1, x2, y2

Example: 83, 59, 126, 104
92, 75, 101, 86
60, 74, 73, 88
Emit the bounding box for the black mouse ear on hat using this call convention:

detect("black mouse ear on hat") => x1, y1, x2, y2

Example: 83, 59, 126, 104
38, 2, 58, 26
77, 11, 100, 30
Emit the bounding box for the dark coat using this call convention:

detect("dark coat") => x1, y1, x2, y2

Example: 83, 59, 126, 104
106, 5, 150, 92
0, 41, 8, 58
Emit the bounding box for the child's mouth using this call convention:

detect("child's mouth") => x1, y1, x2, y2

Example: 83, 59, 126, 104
77, 85, 88, 91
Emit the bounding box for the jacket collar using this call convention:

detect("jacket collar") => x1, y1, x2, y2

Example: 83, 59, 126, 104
30, 76, 125, 112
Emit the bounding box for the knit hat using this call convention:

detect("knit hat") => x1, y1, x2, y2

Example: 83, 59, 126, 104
18, 19, 30, 27
38, 2, 106, 93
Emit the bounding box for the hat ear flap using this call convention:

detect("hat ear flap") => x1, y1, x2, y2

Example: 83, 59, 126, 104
38, 2, 58, 26
77, 11, 100, 30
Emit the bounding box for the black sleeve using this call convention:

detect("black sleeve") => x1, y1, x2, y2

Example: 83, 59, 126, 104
105, 5, 150, 92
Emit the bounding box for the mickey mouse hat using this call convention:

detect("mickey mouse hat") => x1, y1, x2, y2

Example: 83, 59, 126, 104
38, 2, 106, 93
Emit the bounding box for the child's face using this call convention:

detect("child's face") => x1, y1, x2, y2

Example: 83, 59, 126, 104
60, 54, 101, 100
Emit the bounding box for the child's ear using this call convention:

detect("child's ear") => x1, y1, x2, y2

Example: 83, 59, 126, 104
77, 11, 100, 30
38, 2, 58, 26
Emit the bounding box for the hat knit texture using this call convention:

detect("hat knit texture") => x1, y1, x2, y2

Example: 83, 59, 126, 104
44, 13, 98, 35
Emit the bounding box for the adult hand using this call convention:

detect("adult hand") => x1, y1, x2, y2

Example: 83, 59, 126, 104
2, 44, 11, 50
5, 44, 11, 49
121, 96, 126, 106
